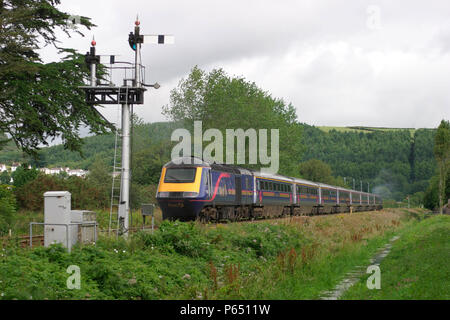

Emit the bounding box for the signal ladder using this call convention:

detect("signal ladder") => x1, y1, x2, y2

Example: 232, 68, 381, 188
109, 103, 123, 236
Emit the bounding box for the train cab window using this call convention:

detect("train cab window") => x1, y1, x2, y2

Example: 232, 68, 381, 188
164, 168, 196, 183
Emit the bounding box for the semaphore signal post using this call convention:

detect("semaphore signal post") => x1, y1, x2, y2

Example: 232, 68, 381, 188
80, 17, 173, 237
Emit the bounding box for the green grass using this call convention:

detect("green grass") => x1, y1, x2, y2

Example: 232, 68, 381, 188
341, 214, 450, 300
239, 229, 397, 299
0, 209, 431, 300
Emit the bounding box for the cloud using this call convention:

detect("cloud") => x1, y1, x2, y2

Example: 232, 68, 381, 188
38, 0, 450, 129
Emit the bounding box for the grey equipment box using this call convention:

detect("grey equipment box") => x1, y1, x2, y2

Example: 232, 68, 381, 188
44, 191, 76, 248
71, 210, 97, 244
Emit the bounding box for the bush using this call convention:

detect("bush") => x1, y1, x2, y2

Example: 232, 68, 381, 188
0, 185, 16, 235
15, 174, 110, 211
135, 221, 211, 259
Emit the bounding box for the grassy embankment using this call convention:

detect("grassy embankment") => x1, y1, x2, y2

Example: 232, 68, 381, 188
1, 208, 442, 300
341, 213, 449, 300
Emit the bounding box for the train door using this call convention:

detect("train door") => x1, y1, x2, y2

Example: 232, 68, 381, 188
235, 175, 242, 205
206, 169, 212, 199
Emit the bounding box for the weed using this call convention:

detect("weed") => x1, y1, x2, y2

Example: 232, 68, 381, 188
208, 261, 218, 291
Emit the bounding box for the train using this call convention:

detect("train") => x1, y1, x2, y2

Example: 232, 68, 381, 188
156, 157, 383, 222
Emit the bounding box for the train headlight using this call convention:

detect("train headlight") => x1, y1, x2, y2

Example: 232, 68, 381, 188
157, 192, 169, 198
182, 192, 199, 198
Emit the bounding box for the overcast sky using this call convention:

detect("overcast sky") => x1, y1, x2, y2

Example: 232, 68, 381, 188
41, 0, 450, 129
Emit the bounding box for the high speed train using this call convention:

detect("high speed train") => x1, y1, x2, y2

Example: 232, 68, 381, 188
156, 157, 382, 222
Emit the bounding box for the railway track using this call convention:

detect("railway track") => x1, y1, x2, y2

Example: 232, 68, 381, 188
1, 210, 380, 248
1, 225, 157, 248
0, 235, 44, 248
200, 208, 382, 225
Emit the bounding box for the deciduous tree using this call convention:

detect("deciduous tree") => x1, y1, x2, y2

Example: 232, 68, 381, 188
433, 119, 450, 214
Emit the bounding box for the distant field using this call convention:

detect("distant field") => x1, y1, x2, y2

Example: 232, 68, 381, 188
317, 126, 433, 136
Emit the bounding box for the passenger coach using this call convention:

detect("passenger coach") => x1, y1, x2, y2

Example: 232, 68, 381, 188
156, 157, 382, 221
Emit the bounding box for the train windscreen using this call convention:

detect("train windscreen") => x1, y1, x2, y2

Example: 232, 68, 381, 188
164, 168, 197, 183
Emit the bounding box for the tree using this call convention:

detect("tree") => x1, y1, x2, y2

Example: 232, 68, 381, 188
87, 156, 110, 187
0, 170, 10, 184
162, 66, 303, 176
298, 159, 335, 184
86, 156, 110, 205
132, 142, 172, 186
11, 164, 38, 188
0, 0, 112, 156
433, 120, 450, 214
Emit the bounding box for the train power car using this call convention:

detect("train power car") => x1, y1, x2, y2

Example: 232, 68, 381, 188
156, 157, 382, 222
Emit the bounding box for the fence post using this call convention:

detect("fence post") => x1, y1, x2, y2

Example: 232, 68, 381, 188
29, 223, 33, 249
